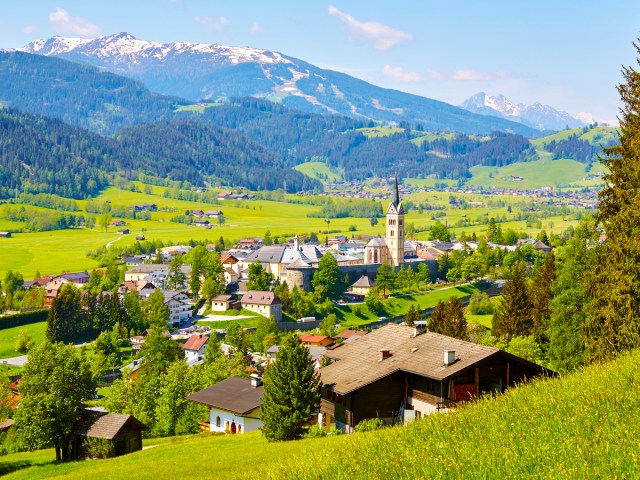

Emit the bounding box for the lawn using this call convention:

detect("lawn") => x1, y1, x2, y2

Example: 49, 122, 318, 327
293, 162, 342, 183
0, 322, 47, 359
3, 348, 640, 479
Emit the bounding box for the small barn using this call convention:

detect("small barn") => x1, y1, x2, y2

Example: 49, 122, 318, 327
71, 410, 148, 459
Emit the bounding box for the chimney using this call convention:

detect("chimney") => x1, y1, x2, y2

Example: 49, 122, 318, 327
444, 350, 456, 365
250, 373, 263, 387
293, 235, 299, 251
413, 325, 426, 337
379, 349, 391, 361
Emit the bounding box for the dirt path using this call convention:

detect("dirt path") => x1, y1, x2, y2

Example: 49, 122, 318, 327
105, 235, 123, 249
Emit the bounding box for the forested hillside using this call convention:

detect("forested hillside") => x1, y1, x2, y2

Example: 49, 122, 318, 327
0, 109, 319, 198
0, 51, 188, 135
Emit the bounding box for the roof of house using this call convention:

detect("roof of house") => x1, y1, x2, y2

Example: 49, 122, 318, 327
321, 324, 539, 395
212, 294, 234, 302
220, 253, 239, 264
186, 376, 263, 415
336, 330, 368, 340
241, 291, 281, 306
243, 245, 286, 263
300, 334, 331, 344
183, 335, 208, 351
0, 418, 15, 432
351, 275, 376, 288
74, 410, 148, 440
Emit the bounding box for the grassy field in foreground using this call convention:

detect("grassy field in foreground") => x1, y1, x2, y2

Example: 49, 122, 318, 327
0, 322, 47, 359
3, 348, 640, 479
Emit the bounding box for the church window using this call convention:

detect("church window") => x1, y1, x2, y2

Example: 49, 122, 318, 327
390, 230, 394, 237
399, 219, 403, 226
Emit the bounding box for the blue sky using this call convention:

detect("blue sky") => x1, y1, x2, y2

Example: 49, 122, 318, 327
1, 1, 638, 124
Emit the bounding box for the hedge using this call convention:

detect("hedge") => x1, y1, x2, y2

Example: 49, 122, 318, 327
0, 309, 48, 330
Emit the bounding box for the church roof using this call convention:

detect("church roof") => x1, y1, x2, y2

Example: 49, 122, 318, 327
287, 257, 312, 269
366, 237, 388, 248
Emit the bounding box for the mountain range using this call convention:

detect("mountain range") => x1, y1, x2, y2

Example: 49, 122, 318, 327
459, 92, 586, 131
17, 33, 538, 136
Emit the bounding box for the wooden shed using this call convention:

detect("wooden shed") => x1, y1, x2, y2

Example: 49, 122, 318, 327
72, 410, 148, 459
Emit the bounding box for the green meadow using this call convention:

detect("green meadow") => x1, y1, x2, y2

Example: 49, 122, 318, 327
3, 347, 640, 479
0, 322, 47, 359
293, 161, 342, 182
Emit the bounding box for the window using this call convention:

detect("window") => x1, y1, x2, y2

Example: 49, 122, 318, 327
216, 416, 221, 427
390, 230, 394, 237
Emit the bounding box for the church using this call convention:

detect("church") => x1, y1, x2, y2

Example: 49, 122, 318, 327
364, 176, 405, 266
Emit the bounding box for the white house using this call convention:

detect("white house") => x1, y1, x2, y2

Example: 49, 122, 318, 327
241, 291, 282, 322
186, 376, 263, 434
124, 264, 192, 289
183, 334, 208, 364
163, 290, 193, 328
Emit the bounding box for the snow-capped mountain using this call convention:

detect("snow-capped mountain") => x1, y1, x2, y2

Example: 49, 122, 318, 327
17, 33, 536, 136
460, 92, 585, 131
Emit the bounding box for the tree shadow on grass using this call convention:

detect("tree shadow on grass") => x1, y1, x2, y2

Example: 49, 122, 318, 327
0, 460, 38, 476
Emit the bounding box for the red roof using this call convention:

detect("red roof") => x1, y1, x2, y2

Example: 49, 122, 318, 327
183, 335, 208, 351
336, 330, 367, 339
300, 334, 330, 344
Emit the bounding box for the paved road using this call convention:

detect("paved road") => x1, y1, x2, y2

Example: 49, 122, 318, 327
0, 342, 90, 367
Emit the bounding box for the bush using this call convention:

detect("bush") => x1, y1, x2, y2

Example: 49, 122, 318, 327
303, 424, 342, 438
15, 330, 35, 353
0, 309, 48, 331
355, 417, 385, 432
467, 292, 494, 315
81, 437, 115, 459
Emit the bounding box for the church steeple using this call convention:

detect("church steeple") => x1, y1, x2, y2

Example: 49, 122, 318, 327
385, 174, 405, 266
392, 174, 400, 209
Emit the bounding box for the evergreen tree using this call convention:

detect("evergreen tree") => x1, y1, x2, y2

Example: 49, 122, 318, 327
189, 245, 207, 296
144, 289, 170, 329
312, 253, 342, 301
46, 283, 84, 342
166, 254, 186, 290
319, 313, 338, 337
586, 42, 640, 361
261, 334, 321, 442
493, 262, 533, 340
548, 218, 597, 371
427, 297, 468, 340
375, 263, 396, 297
403, 304, 421, 326
530, 252, 555, 344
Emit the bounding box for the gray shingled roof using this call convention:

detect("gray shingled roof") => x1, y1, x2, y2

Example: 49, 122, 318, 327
186, 376, 263, 415
351, 275, 376, 288
74, 410, 148, 440
243, 245, 286, 263
366, 237, 388, 247
321, 324, 507, 395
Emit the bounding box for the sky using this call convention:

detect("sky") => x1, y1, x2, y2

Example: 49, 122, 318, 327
1, 1, 638, 124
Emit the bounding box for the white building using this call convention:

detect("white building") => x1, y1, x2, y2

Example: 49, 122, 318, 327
163, 290, 193, 328
186, 376, 263, 434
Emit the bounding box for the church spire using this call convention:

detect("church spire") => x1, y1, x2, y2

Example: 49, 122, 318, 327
392, 175, 400, 208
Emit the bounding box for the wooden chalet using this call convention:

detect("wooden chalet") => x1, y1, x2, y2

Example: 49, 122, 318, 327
319, 324, 549, 433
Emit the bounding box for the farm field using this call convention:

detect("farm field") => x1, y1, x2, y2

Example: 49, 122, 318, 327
0, 184, 585, 279
3, 347, 639, 479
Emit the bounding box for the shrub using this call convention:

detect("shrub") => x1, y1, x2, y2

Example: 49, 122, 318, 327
354, 417, 385, 432
81, 437, 115, 459
15, 330, 35, 353
467, 292, 494, 315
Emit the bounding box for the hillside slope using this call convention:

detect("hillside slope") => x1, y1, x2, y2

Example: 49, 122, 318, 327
19, 33, 537, 136
4, 349, 640, 479
0, 51, 187, 135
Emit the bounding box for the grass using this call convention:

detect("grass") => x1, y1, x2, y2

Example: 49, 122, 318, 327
173, 102, 222, 113
293, 161, 342, 183
0, 322, 47, 359
335, 284, 480, 327
4, 348, 640, 479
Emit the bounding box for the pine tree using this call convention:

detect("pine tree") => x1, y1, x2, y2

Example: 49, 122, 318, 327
375, 263, 396, 297
493, 262, 533, 340
427, 297, 468, 340
548, 218, 597, 371
403, 304, 421, 326
530, 252, 555, 344
586, 41, 640, 361
260, 334, 321, 442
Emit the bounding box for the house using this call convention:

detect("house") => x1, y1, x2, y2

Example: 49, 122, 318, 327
350, 275, 376, 295
241, 291, 282, 322
71, 410, 148, 459
300, 334, 334, 348
187, 376, 264, 434
44, 279, 69, 307
124, 264, 192, 289
224, 267, 239, 285
163, 290, 193, 328
129, 335, 145, 350
217, 192, 233, 201
204, 210, 223, 218
52, 271, 90, 287
183, 334, 208, 364
210, 294, 239, 312
191, 209, 204, 217
319, 324, 549, 433
194, 219, 210, 227
335, 330, 367, 344
118, 280, 155, 295
117, 228, 130, 235
112, 220, 126, 227
133, 203, 157, 212
135, 234, 145, 241
0, 232, 11, 238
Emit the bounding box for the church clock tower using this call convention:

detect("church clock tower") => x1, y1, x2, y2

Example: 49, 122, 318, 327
385, 175, 405, 266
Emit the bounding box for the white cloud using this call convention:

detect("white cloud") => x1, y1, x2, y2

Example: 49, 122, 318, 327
576, 111, 619, 127
22, 25, 37, 34
452, 69, 493, 81
49, 8, 100, 37
194, 15, 230, 32
327, 6, 413, 51
250, 22, 264, 35
383, 65, 423, 83
427, 69, 445, 81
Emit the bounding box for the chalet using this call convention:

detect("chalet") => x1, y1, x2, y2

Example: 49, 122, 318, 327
129, 335, 145, 350
217, 192, 233, 201
123, 255, 145, 266
187, 376, 264, 434
118, 280, 155, 295
117, 228, 130, 235
124, 264, 192, 290
133, 203, 157, 212
194, 219, 210, 227
52, 271, 91, 286
112, 220, 126, 227
224, 267, 239, 285
319, 324, 549, 433
71, 410, 148, 459
204, 210, 223, 218
210, 294, 239, 312
183, 334, 209, 364
0, 232, 11, 238
44, 279, 69, 307
192, 209, 205, 217
241, 291, 282, 322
